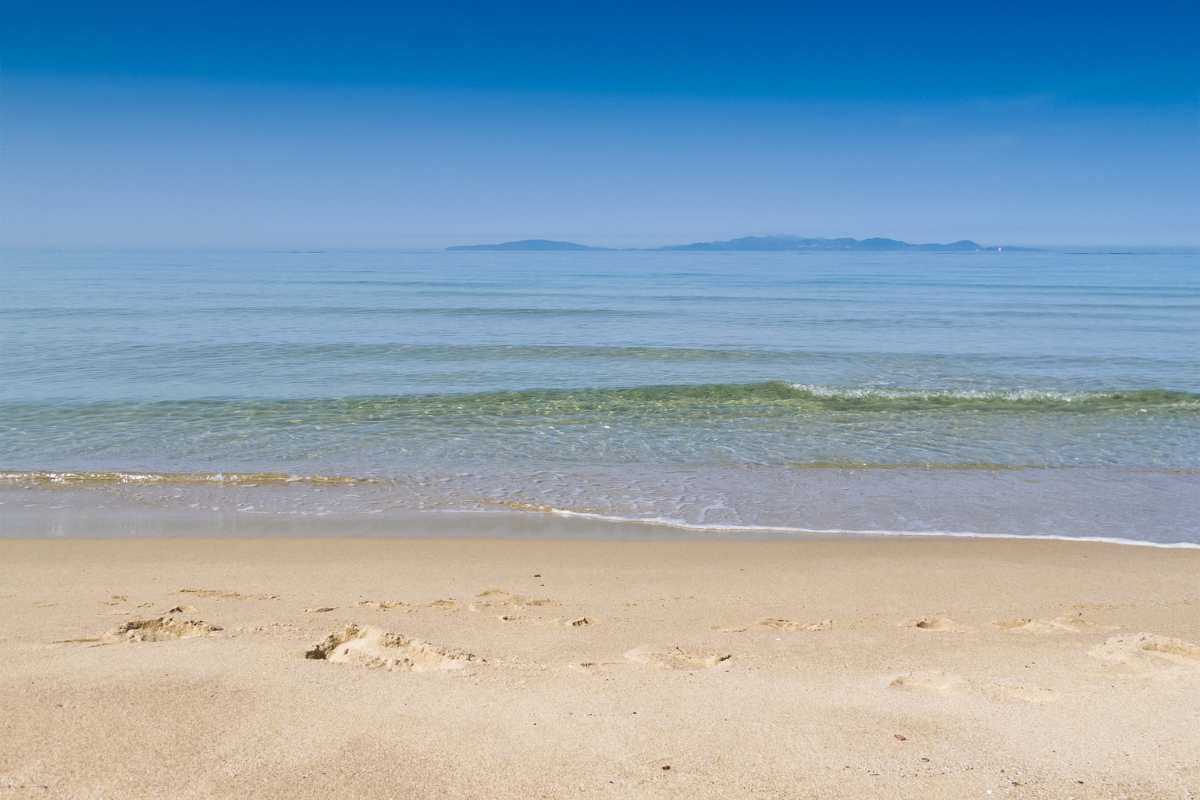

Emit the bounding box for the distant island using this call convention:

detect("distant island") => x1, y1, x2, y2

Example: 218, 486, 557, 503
447, 235, 1024, 252
447, 239, 611, 252
659, 235, 986, 252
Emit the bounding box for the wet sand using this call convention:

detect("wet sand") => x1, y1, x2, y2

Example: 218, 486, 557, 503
1, 536, 1198, 799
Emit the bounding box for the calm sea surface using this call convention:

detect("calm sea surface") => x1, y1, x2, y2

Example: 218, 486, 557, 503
2, 249, 1198, 543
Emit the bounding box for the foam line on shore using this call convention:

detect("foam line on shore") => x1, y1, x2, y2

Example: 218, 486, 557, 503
520, 505, 1200, 550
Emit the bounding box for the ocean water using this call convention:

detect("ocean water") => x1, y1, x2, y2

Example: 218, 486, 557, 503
2, 249, 1198, 544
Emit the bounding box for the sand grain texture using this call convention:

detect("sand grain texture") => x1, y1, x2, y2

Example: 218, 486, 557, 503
1, 536, 1198, 799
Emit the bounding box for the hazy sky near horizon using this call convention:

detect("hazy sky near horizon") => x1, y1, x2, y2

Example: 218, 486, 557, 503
2, 1, 1198, 248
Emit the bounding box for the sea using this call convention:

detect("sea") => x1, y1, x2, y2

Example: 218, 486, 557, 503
2, 248, 1198, 545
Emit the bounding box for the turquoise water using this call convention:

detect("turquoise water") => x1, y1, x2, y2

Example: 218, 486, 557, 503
2, 249, 1198, 542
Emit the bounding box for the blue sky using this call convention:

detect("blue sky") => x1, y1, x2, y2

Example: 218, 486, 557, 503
3, 1, 1197, 248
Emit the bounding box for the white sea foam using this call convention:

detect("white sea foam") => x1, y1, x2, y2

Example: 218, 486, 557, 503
526, 506, 1200, 550
786, 384, 1172, 404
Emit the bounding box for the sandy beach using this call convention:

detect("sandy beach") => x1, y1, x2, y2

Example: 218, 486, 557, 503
1, 535, 1197, 799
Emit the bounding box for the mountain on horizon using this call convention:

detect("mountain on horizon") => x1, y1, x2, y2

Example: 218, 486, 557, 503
659, 235, 986, 252
447, 235, 1010, 252
447, 239, 610, 252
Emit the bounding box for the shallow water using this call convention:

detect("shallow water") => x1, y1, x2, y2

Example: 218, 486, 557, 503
2, 249, 1198, 542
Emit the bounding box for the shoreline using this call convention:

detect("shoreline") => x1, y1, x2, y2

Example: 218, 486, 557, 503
5, 462, 1199, 548
3, 535, 1198, 798
3, 502, 1199, 549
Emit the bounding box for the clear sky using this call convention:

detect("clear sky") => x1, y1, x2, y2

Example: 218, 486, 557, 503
2, 1, 1197, 248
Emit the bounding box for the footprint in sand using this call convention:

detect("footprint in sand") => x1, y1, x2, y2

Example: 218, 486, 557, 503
305, 624, 482, 672
889, 671, 1056, 704
715, 619, 831, 633
179, 588, 279, 601
981, 681, 1059, 704
103, 615, 222, 643
470, 589, 556, 612
356, 598, 461, 612
624, 646, 732, 671
356, 599, 409, 610
231, 622, 301, 637
888, 670, 969, 694
903, 616, 968, 632
1089, 633, 1200, 672
994, 615, 1093, 635
425, 599, 461, 611
496, 614, 594, 626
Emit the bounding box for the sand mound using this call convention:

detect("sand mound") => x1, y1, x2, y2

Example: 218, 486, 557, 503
104, 615, 222, 643
624, 646, 731, 671
305, 625, 481, 672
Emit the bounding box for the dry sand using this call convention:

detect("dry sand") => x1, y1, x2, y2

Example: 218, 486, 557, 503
1, 536, 1198, 798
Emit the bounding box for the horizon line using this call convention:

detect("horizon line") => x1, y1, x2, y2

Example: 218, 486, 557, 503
4, 241, 1200, 253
